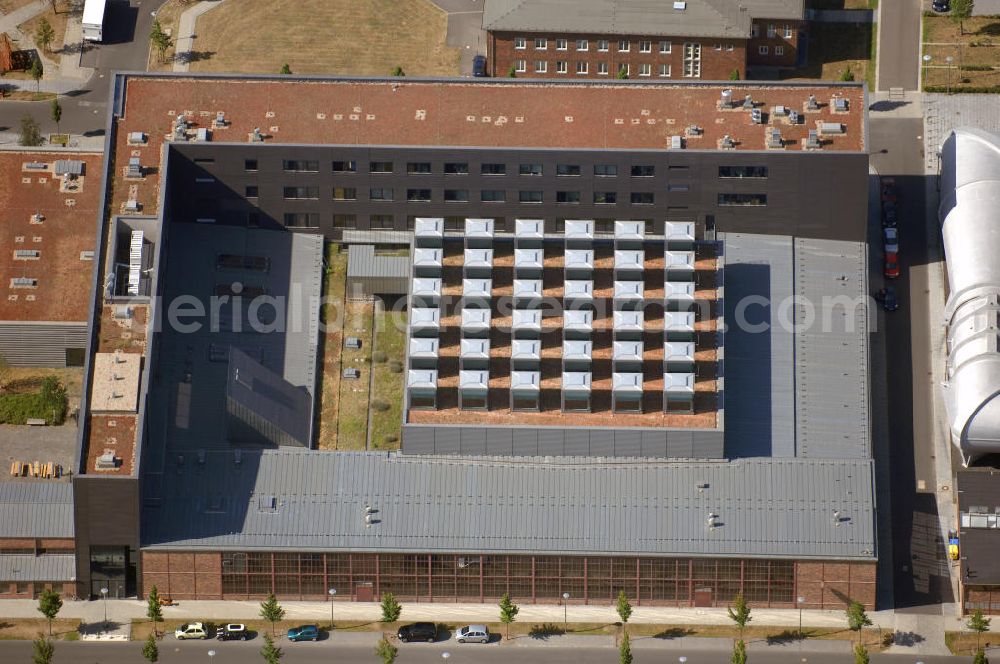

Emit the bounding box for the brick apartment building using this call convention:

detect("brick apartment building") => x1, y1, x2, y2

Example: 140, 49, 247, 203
484, 0, 804, 80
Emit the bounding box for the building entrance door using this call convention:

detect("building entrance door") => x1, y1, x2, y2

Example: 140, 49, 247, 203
355, 582, 374, 602
693, 587, 713, 607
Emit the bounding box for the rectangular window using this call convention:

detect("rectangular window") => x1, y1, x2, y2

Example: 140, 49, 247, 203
444, 189, 469, 202
370, 161, 393, 174
752, 23, 760, 37
714, 43, 723, 51
639, 40, 651, 53
481, 163, 506, 176
535, 37, 547, 49
481, 189, 506, 203
556, 191, 580, 203
576, 61, 588, 74
597, 61, 609, 75
333, 214, 356, 229
369, 187, 393, 201
576, 38, 588, 51
556, 38, 568, 50
244, 159, 258, 172
370, 214, 394, 229
617, 63, 629, 77
683, 42, 701, 77
767, 24, 776, 37
407, 189, 432, 202
332, 160, 356, 173
598, 39, 609, 51
514, 37, 526, 49
726, 43, 734, 51
534, 60, 547, 73
282, 159, 318, 172
618, 39, 630, 52
659, 63, 671, 77
407, 162, 432, 174
193, 157, 214, 165
718, 165, 769, 178
444, 162, 468, 175
563, 397, 590, 412
331, 186, 355, 200
283, 186, 319, 199
758, 45, 768, 55
631, 165, 655, 177
659, 40, 672, 54
638, 63, 651, 77
593, 191, 617, 204
515, 59, 527, 72
556, 60, 568, 73
631, 192, 654, 204
784, 24, 794, 38
519, 190, 543, 203
245, 185, 259, 198
667, 183, 690, 192
718, 193, 767, 206
284, 212, 319, 228
594, 164, 618, 177
775, 45, 784, 56
519, 163, 543, 176
557, 164, 581, 176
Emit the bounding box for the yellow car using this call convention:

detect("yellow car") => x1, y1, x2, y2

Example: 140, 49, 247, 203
948, 538, 960, 561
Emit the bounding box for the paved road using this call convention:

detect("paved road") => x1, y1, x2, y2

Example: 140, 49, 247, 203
0, 639, 971, 663
869, 109, 953, 614
428, 0, 485, 76
0, 0, 167, 138
876, 0, 922, 91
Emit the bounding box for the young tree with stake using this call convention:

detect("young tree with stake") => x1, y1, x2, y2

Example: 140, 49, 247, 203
499, 592, 519, 640
259, 593, 285, 637
141, 633, 159, 663
50, 99, 61, 138
36, 588, 62, 637
727, 593, 752, 641
260, 633, 283, 664
968, 608, 991, 654
36, 18, 54, 53
380, 591, 402, 622
32, 636, 54, 664
616, 589, 633, 640
147, 585, 164, 636
846, 600, 872, 647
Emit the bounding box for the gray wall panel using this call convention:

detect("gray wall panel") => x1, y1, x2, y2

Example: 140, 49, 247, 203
563, 429, 591, 456
614, 430, 642, 457
641, 431, 669, 457
486, 427, 513, 455
512, 428, 538, 455
460, 427, 487, 455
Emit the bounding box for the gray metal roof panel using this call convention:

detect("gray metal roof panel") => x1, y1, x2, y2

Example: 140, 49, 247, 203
347, 244, 412, 280
142, 451, 875, 559
0, 554, 75, 581
0, 483, 74, 538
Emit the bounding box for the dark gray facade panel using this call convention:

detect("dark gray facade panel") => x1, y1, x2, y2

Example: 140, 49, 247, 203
692, 431, 726, 458
641, 431, 669, 457
563, 429, 591, 456
434, 427, 462, 454
460, 427, 487, 455
614, 430, 642, 457
486, 427, 514, 455
512, 428, 538, 455
536, 428, 563, 455
401, 426, 435, 453
667, 431, 695, 457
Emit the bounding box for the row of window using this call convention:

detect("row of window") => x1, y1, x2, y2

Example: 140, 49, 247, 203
285, 215, 701, 231
752, 24, 797, 39
513, 42, 702, 77
757, 45, 785, 56
255, 161, 670, 177
514, 37, 679, 54
278, 187, 668, 204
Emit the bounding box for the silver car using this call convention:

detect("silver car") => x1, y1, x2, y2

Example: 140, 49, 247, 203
454, 624, 490, 644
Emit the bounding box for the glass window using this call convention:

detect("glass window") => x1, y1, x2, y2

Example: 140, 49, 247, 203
515, 59, 527, 73
639, 40, 651, 52
630, 165, 654, 177
332, 214, 356, 229
407, 162, 432, 174
535, 37, 547, 49
714, 43, 723, 51
597, 39, 609, 51
597, 61, 609, 75
683, 42, 701, 77
594, 164, 618, 177
593, 191, 617, 204
618, 39, 629, 52
775, 45, 784, 56
519, 190, 543, 203
331, 186, 355, 200
514, 37, 526, 49
718, 165, 768, 178
283, 186, 319, 199
659, 40, 672, 53
284, 212, 319, 228
535, 60, 547, 73
576, 61, 588, 74
445, 162, 468, 175
519, 163, 543, 176
718, 193, 767, 206
576, 39, 588, 51
630, 192, 654, 205
556, 60, 568, 74
481, 163, 506, 175
556, 38, 568, 50
556, 164, 581, 176
244, 185, 258, 198
556, 191, 580, 203
369, 161, 393, 174
332, 160, 356, 172
282, 159, 318, 172
370, 214, 394, 229
784, 24, 794, 38
244, 159, 258, 172
752, 23, 760, 37
758, 45, 769, 55
638, 63, 651, 77
767, 24, 776, 37
618, 64, 629, 77
668, 183, 690, 192
406, 189, 432, 202
369, 187, 393, 201
444, 189, 469, 202
659, 64, 671, 77
481, 189, 506, 203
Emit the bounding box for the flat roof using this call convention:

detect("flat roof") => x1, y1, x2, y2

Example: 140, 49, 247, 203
90, 352, 142, 413
0, 152, 102, 323
958, 470, 1000, 585
141, 450, 876, 560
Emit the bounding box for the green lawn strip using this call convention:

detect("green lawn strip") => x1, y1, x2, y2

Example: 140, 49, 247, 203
316, 244, 347, 449
370, 309, 406, 450
336, 301, 374, 450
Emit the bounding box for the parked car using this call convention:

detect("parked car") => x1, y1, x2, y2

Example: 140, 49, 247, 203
454, 624, 490, 644
883, 227, 899, 254
884, 251, 900, 279
880, 177, 898, 203
881, 200, 898, 227
948, 533, 960, 560
932, 0, 951, 12
397, 622, 438, 643
217, 623, 251, 641
472, 55, 487, 77
287, 624, 320, 642
876, 287, 899, 312
175, 622, 209, 640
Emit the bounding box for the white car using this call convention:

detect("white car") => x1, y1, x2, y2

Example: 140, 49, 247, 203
454, 624, 490, 644
175, 622, 209, 640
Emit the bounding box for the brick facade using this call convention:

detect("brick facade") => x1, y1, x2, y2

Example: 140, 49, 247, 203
747, 19, 804, 69
0, 581, 75, 600
488, 31, 746, 80
795, 561, 876, 610
0, 537, 74, 552
964, 586, 1000, 615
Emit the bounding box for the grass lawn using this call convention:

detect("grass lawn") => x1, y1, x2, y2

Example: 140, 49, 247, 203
0, 618, 80, 641
316, 244, 347, 450
945, 631, 999, 656
337, 301, 375, 450
188, 0, 460, 76
923, 15, 1000, 90
147, 0, 191, 71
785, 22, 874, 82
370, 307, 406, 450
2, 90, 56, 101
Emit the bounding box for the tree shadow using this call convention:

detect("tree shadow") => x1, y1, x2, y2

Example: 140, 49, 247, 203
892, 631, 925, 647
82, 129, 105, 137
869, 100, 911, 112
652, 627, 695, 640
175, 50, 216, 65
57, 41, 94, 56
976, 22, 1000, 36
527, 623, 566, 640
765, 629, 806, 645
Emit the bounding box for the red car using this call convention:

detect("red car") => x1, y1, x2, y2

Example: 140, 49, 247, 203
884, 251, 900, 279
880, 177, 898, 203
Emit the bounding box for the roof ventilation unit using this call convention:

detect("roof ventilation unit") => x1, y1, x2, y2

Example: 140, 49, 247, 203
720, 134, 735, 149
670, 135, 684, 149
673, 0, 687, 8
742, 94, 754, 110
807, 94, 820, 111
806, 129, 821, 149
767, 127, 783, 149
719, 88, 733, 109
750, 108, 763, 124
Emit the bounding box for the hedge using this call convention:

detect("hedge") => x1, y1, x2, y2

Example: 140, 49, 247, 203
0, 377, 68, 425
925, 85, 1000, 93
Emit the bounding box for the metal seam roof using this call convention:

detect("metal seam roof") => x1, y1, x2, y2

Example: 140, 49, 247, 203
0, 483, 74, 538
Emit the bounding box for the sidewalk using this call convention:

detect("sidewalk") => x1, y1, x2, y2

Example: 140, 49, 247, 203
172, 0, 227, 73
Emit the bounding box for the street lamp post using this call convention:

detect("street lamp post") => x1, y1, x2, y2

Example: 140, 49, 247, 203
100, 587, 108, 630
207, 650, 216, 662
946, 55, 954, 94
562, 592, 570, 629
923, 54, 932, 89
442, 653, 451, 660
328, 588, 337, 630
797, 596, 805, 639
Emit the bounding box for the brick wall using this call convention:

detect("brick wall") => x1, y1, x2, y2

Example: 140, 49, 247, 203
748, 19, 804, 68
489, 31, 746, 80
0, 581, 75, 599
795, 561, 876, 610
964, 586, 1000, 615
141, 551, 222, 600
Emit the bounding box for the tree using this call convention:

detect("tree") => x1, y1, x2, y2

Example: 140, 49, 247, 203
391, 65, 405, 77
141, 633, 159, 663
37, 588, 62, 636
507, 65, 516, 77
845, 600, 872, 646
19, 114, 43, 147
616, 590, 633, 637
29, 56, 43, 92
146, 585, 164, 636
968, 609, 992, 653
50, 98, 61, 137
380, 591, 401, 622
974, 649, 989, 664
729, 68, 740, 81
839, 67, 855, 82
36, 18, 54, 54
259, 594, 285, 637
375, 636, 398, 664
731, 638, 747, 664
499, 592, 519, 640
619, 631, 633, 664
260, 634, 283, 664
854, 643, 870, 664
32, 636, 54, 664
727, 593, 752, 641
280, 63, 292, 75
616, 65, 629, 79
149, 20, 172, 63
951, 0, 974, 36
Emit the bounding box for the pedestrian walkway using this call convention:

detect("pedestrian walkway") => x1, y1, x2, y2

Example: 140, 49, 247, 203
805, 8, 874, 23
0, 0, 93, 94
58, 11, 92, 81
172, 0, 228, 73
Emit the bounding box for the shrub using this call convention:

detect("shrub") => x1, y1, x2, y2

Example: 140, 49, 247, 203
388, 360, 403, 374
0, 377, 67, 425
960, 64, 994, 71
372, 399, 391, 412
372, 350, 388, 363
383, 433, 399, 444
839, 67, 856, 82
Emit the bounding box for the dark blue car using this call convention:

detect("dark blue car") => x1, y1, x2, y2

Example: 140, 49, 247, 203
472, 55, 487, 77
287, 624, 319, 642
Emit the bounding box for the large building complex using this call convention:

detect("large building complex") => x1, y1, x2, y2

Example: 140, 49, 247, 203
15, 73, 879, 609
